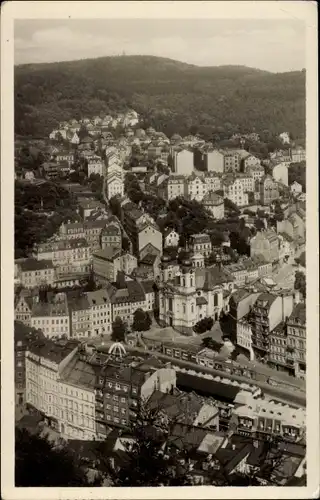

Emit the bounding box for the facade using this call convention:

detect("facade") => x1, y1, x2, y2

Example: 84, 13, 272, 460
164, 229, 180, 248
290, 181, 303, 195
187, 173, 207, 201
222, 151, 241, 173
15, 292, 33, 326
244, 164, 265, 182
249, 292, 294, 360
100, 223, 122, 251
164, 176, 187, 200
189, 234, 212, 258
106, 173, 124, 199
88, 157, 105, 177
223, 177, 248, 207
250, 230, 280, 263
68, 294, 92, 339
159, 263, 233, 334
171, 149, 194, 176
31, 293, 70, 339
87, 289, 113, 337
203, 172, 222, 193
206, 150, 225, 174
25, 340, 96, 439
272, 162, 289, 186
35, 238, 91, 275
290, 147, 306, 163
233, 395, 306, 443
259, 175, 279, 206
17, 259, 56, 289
92, 248, 137, 284
286, 303, 306, 379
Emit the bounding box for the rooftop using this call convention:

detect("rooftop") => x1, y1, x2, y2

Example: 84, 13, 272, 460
19, 258, 54, 272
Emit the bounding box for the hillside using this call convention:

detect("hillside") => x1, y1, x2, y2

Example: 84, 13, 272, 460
15, 55, 306, 140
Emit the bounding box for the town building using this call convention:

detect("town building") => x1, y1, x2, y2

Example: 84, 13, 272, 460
86, 289, 113, 337
16, 259, 56, 289
164, 228, 180, 248
14, 290, 34, 326
170, 149, 194, 176
78, 199, 106, 220
249, 292, 295, 360
35, 238, 91, 275
222, 150, 241, 173
290, 147, 306, 163
290, 181, 303, 195
259, 175, 279, 206
202, 192, 224, 219
203, 172, 222, 193
250, 230, 280, 263
223, 177, 248, 207
187, 173, 207, 201
92, 248, 137, 284
30, 293, 70, 339
232, 394, 306, 443
272, 162, 289, 186
286, 303, 306, 379
244, 164, 265, 182
106, 172, 124, 199
68, 294, 92, 339
163, 175, 187, 200
100, 222, 122, 251
189, 234, 212, 258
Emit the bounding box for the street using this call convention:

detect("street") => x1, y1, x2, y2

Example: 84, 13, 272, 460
272, 261, 296, 289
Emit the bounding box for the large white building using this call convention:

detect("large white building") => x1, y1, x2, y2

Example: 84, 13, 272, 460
159, 261, 234, 334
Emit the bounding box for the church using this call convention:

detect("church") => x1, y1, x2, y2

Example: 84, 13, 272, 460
158, 258, 235, 335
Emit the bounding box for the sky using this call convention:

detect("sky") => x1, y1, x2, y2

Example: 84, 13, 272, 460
14, 19, 306, 72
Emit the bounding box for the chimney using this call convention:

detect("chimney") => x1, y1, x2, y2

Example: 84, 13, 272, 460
232, 444, 236, 451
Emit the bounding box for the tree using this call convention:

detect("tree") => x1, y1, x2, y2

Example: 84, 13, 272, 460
202, 337, 223, 353
294, 271, 306, 298
193, 316, 214, 334
15, 427, 102, 486
132, 308, 152, 332
96, 404, 193, 486
111, 316, 127, 341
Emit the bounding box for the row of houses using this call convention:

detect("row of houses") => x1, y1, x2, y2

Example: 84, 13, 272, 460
15, 273, 155, 339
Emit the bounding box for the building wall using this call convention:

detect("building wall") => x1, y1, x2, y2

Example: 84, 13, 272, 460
141, 368, 177, 401
272, 163, 289, 186
174, 150, 194, 176
92, 256, 114, 281
205, 202, 224, 220
206, 151, 224, 174
59, 381, 96, 440
21, 268, 56, 288
31, 314, 70, 339
138, 226, 163, 255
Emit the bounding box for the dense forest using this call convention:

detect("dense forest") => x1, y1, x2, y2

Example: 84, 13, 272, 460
15, 55, 306, 140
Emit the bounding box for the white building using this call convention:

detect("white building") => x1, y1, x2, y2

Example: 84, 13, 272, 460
290, 181, 303, 195
171, 149, 194, 176
164, 229, 180, 248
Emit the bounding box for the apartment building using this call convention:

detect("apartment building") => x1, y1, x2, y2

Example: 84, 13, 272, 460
15, 291, 34, 326
249, 292, 294, 360
87, 156, 105, 177
233, 395, 306, 443
189, 234, 212, 257
35, 238, 91, 275
170, 149, 194, 176
203, 172, 222, 193
272, 162, 289, 186
87, 289, 113, 337
259, 175, 279, 206
223, 177, 248, 207
30, 293, 70, 339
286, 303, 306, 380
92, 248, 137, 284
100, 223, 122, 251
106, 172, 124, 199
17, 259, 56, 289
187, 173, 207, 201
250, 230, 280, 264
164, 228, 180, 248
25, 339, 79, 433
222, 150, 241, 173
244, 164, 265, 182
163, 175, 187, 200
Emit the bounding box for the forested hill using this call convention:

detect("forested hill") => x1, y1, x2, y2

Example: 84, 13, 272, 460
15, 55, 306, 140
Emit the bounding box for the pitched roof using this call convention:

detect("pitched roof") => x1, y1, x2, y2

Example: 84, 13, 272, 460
176, 372, 240, 403
19, 258, 55, 272
60, 353, 98, 390
195, 266, 234, 290
93, 248, 121, 262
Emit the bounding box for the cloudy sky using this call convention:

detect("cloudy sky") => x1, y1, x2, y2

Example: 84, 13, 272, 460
15, 19, 306, 72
